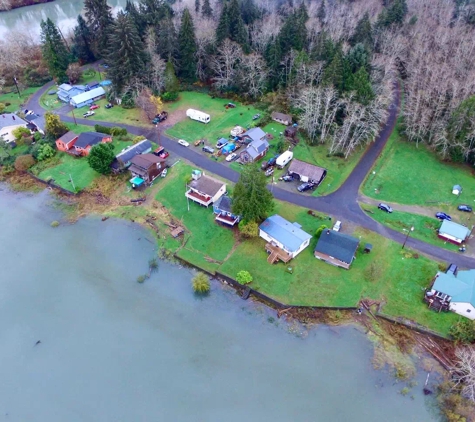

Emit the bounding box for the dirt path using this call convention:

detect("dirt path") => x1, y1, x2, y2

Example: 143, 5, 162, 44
357, 195, 438, 218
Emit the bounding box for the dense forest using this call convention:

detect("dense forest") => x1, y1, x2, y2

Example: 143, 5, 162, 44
1, 0, 475, 162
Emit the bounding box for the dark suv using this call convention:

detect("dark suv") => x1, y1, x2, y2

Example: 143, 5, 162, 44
297, 182, 315, 192
378, 203, 393, 213
458, 204, 473, 212
435, 212, 451, 221
202, 146, 214, 154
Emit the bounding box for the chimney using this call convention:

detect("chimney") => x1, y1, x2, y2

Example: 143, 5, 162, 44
326, 230, 330, 235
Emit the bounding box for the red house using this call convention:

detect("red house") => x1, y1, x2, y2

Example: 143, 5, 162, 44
73, 132, 112, 156
55, 131, 78, 152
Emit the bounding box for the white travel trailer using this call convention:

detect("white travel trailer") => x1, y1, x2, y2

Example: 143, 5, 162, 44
186, 109, 211, 124
276, 150, 293, 168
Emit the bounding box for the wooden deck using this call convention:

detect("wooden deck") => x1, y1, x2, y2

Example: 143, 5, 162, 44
265, 243, 292, 264
215, 213, 239, 226
186, 190, 212, 206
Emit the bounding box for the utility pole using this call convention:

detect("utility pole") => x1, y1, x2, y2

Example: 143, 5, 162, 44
71, 108, 77, 125
13, 77, 21, 99
402, 226, 414, 249
69, 173, 76, 192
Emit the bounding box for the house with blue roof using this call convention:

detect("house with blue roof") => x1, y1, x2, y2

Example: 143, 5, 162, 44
57, 84, 86, 102
111, 139, 153, 173
438, 220, 471, 244
213, 195, 241, 226
70, 87, 106, 108
239, 138, 269, 163
426, 269, 475, 320
259, 214, 312, 263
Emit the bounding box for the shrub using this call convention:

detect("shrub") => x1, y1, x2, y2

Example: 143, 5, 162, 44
450, 319, 475, 344
36, 144, 56, 161
149, 258, 158, 271
315, 225, 328, 238
110, 127, 127, 136
0, 103, 5, 113
162, 91, 179, 102
94, 124, 112, 135
238, 220, 259, 238
50, 221, 60, 227
137, 275, 147, 283
33, 131, 42, 142
87, 143, 115, 175
12, 126, 31, 141
192, 273, 210, 294
14, 154, 35, 172
133, 135, 146, 144
236, 270, 253, 284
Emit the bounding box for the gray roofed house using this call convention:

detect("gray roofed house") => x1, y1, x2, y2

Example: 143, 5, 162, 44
70, 87, 106, 108
24, 112, 45, 134
186, 171, 227, 207
213, 195, 241, 226
239, 138, 270, 163
73, 131, 112, 156
128, 153, 166, 184
288, 159, 327, 185
241, 127, 267, 143
314, 230, 360, 269
271, 111, 292, 125
438, 220, 471, 244
0, 113, 28, 143
112, 139, 153, 172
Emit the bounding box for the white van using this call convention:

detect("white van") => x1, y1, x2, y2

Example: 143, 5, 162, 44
276, 151, 293, 168
186, 109, 211, 124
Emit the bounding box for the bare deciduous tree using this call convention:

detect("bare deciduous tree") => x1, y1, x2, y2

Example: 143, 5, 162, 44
239, 52, 268, 99
211, 39, 242, 91
452, 346, 475, 403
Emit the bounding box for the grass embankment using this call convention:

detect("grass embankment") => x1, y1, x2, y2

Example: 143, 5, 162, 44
32, 139, 135, 192
149, 162, 457, 335
363, 130, 475, 207
0, 87, 42, 112
165, 91, 261, 143
362, 205, 464, 253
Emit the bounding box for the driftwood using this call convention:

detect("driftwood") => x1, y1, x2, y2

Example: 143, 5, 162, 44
131, 197, 146, 203
277, 307, 292, 318
101, 216, 109, 221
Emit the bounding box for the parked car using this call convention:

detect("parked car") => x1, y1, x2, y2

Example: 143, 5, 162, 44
378, 203, 393, 213
83, 111, 95, 118
252, 114, 261, 120
89, 104, 100, 110
265, 167, 275, 177
105, 103, 113, 109
202, 146, 215, 154
226, 152, 237, 162
333, 220, 342, 232
224, 102, 236, 108
297, 182, 315, 192
101, 63, 109, 68
458, 204, 473, 212
436, 212, 451, 221
178, 139, 189, 147
161, 168, 168, 178
281, 175, 293, 182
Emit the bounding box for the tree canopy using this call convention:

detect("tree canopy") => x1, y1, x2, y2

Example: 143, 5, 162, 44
40, 18, 70, 82
87, 143, 115, 175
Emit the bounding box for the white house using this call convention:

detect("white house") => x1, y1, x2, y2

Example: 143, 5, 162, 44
185, 170, 226, 207
427, 270, 475, 320
259, 214, 312, 263
70, 87, 106, 108
0, 113, 28, 143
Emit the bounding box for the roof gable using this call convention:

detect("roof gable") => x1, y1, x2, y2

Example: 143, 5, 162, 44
130, 153, 164, 169
242, 127, 266, 143
189, 174, 225, 197
244, 138, 269, 158
433, 270, 475, 305
289, 159, 326, 182
75, 132, 109, 148
439, 220, 471, 240
57, 131, 77, 144
314, 230, 360, 264
0, 113, 28, 130
214, 195, 233, 213
259, 214, 312, 252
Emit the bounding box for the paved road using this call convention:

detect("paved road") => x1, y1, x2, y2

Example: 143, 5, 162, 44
26, 81, 475, 268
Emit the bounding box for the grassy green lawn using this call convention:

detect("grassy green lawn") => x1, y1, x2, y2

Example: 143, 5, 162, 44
165, 92, 261, 143
362, 130, 475, 207
34, 139, 133, 192
64, 122, 95, 134
362, 205, 461, 253
262, 122, 365, 196
155, 162, 236, 273
69, 98, 146, 127
0, 87, 42, 112
40, 89, 64, 110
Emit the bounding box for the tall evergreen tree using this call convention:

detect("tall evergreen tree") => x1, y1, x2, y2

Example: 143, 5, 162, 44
195, 0, 200, 13
350, 12, 373, 49
240, 0, 260, 25
125, 0, 147, 39
158, 11, 178, 61
139, 0, 173, 27
164, 61, 179, 93
317, 0, 325, 24
202, 0, 213, 17
215, 3, 230, 45
40, 18, 70, 82
178, 9, 198, 81
351, 66, 374, 105
264, 37, 282, 89
227, 0, 249, 52
322, 48, 348, 92
72, 15, 95, 64
107, 11, 146, 94
84, 0, 114, 57
232, 165, 274, 223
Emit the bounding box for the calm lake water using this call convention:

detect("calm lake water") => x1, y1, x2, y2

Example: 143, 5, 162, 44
0, 186, 439, 421
0, 0, 130, 38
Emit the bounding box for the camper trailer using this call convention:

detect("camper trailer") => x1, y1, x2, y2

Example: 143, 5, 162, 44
276, 151, 293, 168
186, 109, 211, 124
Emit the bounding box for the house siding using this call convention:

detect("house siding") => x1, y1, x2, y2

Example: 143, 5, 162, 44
450, 302, 475, 320
314, 250, 351, 270
438, 233, 465, 244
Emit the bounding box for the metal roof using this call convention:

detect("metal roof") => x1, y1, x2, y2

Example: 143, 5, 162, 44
0, 113, 27, 130
439, 220, 471, 240
289, 159, 326, 182
214, 195, 233, 213
188, 174, 225, 197
242, 127, 266, 143
243, 138, 269, 159
70, 87, 105, 105
129, 153, 164, 169
116, 140, 152, 164
433, 270, 475, 305
259, 214, 312, 253
314, 230, 360, 265
75, 132, 109, 148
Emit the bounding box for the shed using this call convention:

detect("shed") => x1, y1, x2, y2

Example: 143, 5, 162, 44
288, 159, 327, 185
438, 220, 471, 244
271, 112, 292, 126
452, 184, 462, 195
